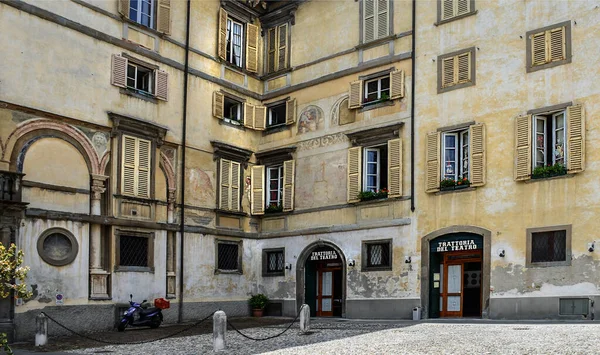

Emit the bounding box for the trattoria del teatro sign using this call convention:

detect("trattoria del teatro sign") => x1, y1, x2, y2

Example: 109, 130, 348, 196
311, 250, 338, 261
431, 239, 483, 253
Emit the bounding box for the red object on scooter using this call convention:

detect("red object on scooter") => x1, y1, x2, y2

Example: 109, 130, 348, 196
154, 298, 170, 309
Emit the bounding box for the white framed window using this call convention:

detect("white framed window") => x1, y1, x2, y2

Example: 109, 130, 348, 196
442, 129, 469, 180
226, 18, 244, 67
364, 76, 390, 104
362, 145, 388, 192
126, 63, 153, 95
223, 97, 242, 125
268, 104, 286, 127
267, 165, 284, 207
129, 0, 155, 28
533, 111, 566, 168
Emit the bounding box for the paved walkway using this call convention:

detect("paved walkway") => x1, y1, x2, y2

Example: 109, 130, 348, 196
59, 319, 600, 355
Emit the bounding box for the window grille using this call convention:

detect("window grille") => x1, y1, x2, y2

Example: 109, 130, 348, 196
367, 242, 390, 267
267, 251, 284, 273
531, 230, 566, 263
119, 235, 149, 267
218, 243, 239, 270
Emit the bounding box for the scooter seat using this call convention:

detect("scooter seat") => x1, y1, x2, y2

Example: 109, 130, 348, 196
140, 307, 160, 316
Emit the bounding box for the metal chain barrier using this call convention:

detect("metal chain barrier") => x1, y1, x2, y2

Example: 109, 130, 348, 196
40, 310, 216, 345
226, 304, 305, 341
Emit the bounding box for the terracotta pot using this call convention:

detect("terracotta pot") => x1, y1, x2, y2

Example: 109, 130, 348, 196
252, 308, 264, 317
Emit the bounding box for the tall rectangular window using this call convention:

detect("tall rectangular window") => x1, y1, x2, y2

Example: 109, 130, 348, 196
129, 0, 154, 28
533, 111, 566, 168
442, 130, 469, 181
121, 135, 152, 198
227, 19, 244, 67
267, 166, 283, 207
362, 0, 390, 43
266, 24, 289, 74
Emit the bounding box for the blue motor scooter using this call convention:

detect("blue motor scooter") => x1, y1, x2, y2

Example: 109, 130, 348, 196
117, 294, 163, 331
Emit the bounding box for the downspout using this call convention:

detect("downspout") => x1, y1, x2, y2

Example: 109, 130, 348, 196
178, 0, 191, 324
410, 0, 416, 212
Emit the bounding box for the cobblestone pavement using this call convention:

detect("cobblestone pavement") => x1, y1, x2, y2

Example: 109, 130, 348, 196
62, 320, 600, 355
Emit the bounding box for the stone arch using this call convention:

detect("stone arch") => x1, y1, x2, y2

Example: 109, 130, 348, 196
420, 225, 492, 319
159, 151, 176, 192
7, 119, 101, 175
295, 239, 347, 317
99, 151, 110, 176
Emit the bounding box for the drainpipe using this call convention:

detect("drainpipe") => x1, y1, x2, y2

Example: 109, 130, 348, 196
410, 0, 416, 212
178, 0, 191, 324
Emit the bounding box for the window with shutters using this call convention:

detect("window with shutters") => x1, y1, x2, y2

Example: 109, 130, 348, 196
437, 0, 475, 24
348, 70, 404, 110
118, 0, 170, 34
266, 165, 283, 209
364, 76, 390, 105
361, 0, 391, 44
526, 225, 571, 267
253, 149, 295, 215
515, 104, 585, 181
111, 54, 168, 102
262, 248, 285, 276
127, 62, 153, 96
266, 23, 290, 74
526, 21, 571, 73
361, 239, 392, 271
218, 158, 242, 212
363, 145, 388, 193
438, 48, 475, 93
268, 103, 287, 127
115, 230, 154, 272
425, 123, 486, 193
121, 135, 152, 199
217, 7, 258, 72
215, 239, 243, 274
129, 0, 155, 28
226, 18, 244, 67
224, 97, 243, 126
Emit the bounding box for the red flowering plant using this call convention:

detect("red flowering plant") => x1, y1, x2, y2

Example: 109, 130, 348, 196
357, 188, 389, 201
440, 176, 470, 190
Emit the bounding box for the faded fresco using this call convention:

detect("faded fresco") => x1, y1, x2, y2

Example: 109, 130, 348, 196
297, 105, 324, 134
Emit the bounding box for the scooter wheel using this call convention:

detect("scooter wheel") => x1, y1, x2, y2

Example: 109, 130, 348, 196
150, 314, 162, 329
117, 322, 126, 332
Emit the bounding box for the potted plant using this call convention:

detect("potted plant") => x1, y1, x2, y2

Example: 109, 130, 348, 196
249, 294, 269, 317
532, 163, 567, 179
455, 177, 470, 189
440, 178, 456, 191
357, 188, 388, 201
265, 203, 283, 214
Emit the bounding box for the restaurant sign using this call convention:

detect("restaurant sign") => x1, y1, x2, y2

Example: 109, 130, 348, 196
431, 238, 483, 252
311, 250, 338, 261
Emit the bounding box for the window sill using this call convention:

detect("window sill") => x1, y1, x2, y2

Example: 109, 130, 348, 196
262, 271, 285, 277
215, 209, 248, 217
261, 210, 290, 217
262, 124, 289, 136
525, 173, 575, 183
115, 266, 155, 273
115, 194, 159, 204
526, 260, 571, 268
361, 266, 393, 272
219, 119, 246, 130
434, 10, 478, 26
214, 269, 243, 275
435, 186, 476, 195
120, 88, 158, 104
261, 67, 293, 81
527, 58, 571, 73
438, 80, 475, 94
358, 100, 395, 113
350, 196, 408, 206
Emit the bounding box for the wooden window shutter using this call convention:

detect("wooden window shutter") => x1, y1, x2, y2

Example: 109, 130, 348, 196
531, 32, 546, 66
425, 132, 441, 193
349, 80, 363, 109
117, 0, 130, 17
244, 103, 255, 129
457, 0, 469, 16
442, 0, 454, 20
251, 165, 265, 215
457, 52, 470, 83
514, 115, 532, 181
278, 24, 288, 71
137, 138, 151, 198
442, 57, 455, 88
363, 0, 375, 43
122, 135, 137, 196
254, 106, 267, 130
282, 160, 295, 212
111, 54, 128, 88
267, 28, 277, 73
217, 8, 228, 61
389, 70, 405, 100
387, 138, 402, 198
157, 0, 171, 35
549, 27, 566, 62
566, 104, 585, 173
246, 23, 259, 73
376, 0, 389, 39
213, 92, 224, 119
469, 123, 486, 187
286, 98, 296, 125
231, 162, 241, 211
347, 147, 362, 203
219, 159, 231, 210
154, 69, 168, 101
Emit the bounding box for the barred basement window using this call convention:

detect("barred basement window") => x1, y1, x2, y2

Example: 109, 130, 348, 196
262, 248, 285, 276
216, 240, 242, 274
115, 230, 155, 272
526, 225, 571, 267
362, 239, 392, 271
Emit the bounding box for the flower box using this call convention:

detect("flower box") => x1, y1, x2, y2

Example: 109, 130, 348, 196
531, 163, 567, 179
358, 189, 388, 201
439, 177, 471, 191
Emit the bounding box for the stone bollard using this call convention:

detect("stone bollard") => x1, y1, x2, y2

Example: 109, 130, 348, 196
213, 311, 227, 352
299, 304, 310, 334
35, 313, 48, 347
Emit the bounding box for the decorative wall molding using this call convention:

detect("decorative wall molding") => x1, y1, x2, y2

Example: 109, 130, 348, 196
296, 133, 348, 151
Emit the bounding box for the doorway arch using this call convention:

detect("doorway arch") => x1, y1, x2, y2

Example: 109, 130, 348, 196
296, 240, 346, 317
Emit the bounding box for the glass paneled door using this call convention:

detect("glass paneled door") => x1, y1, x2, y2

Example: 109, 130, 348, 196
317, 269, 334, 316
442, 263, 463, 317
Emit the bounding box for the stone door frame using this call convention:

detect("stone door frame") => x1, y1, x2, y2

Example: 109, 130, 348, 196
420, 225, 491, 319
296, 240, 347, 317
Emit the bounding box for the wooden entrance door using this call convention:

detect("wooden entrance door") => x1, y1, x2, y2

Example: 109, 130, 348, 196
440, 250, 482, 317
316, 267, 335, 317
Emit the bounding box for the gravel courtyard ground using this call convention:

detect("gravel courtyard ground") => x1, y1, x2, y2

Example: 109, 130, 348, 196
15, 319, 600, 354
